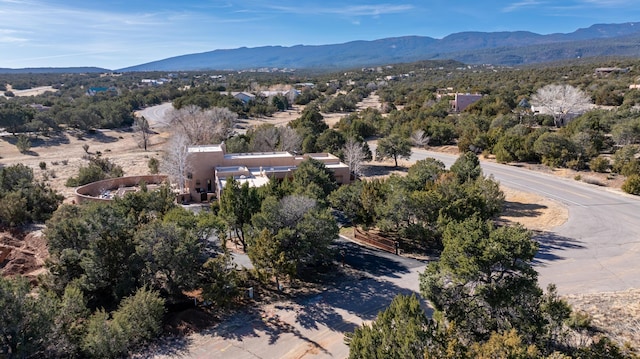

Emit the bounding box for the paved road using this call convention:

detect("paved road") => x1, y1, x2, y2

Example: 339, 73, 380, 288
405, 147, 640, 295
135, 102, 173, 129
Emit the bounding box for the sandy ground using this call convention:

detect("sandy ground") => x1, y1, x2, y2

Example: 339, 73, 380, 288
0, 128, 166, 202
1, 85, 58, 98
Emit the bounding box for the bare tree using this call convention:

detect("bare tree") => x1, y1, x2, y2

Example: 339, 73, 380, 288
278, 195, 317, 228
133, 116, 151, 151
162, 132, 191, 193
278, 127, 302, 153
208, 107, 237, 141
343, 138, 368, 177
167, 105, 237, 145
410, 129, 430, 148
530, 84, 592, 127
250, 124, 279, 152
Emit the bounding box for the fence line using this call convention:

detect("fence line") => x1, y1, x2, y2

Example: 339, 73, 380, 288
353, 228, 398, 255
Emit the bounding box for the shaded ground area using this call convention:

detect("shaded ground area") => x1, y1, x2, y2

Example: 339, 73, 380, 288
139, 243, 424, 358
500, 186, 569, 231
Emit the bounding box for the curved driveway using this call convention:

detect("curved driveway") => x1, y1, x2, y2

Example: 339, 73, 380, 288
409, 148, 640, 295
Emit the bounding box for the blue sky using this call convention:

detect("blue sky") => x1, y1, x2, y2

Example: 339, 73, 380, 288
0, 0, 638, 69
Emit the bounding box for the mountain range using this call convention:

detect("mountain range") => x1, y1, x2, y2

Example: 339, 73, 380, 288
2, 22, 640, 74
119, 22, 640, 72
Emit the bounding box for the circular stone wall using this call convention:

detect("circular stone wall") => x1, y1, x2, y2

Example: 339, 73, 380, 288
74, 175, 168, 204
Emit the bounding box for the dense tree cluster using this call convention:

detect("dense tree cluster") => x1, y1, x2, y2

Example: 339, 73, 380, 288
0, 187, 238, 357
0, 164, 62, 227
218, 158, 340, 286
331, 152, 503, 250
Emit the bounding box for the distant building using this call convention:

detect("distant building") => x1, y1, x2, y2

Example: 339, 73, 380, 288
86, 87, 117, 96
28, 104, 51, 112
231, 92, 256, 104
295, 82, 315, 89
595, 67, 630, 76
451, 93, 483, 112
141, 79, 169, 86
230, 90, 300, 104
184, 143, 351, 203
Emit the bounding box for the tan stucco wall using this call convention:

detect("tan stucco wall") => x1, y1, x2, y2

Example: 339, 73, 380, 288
184, 145, 351, 203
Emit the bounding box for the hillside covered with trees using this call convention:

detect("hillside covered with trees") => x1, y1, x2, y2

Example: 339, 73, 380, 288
1, 56, 640, 357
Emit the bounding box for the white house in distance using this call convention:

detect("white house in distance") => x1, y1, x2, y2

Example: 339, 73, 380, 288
229, 89, 301, 104
183, 143, 351, 203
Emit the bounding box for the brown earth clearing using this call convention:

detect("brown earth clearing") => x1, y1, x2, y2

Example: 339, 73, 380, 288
0, 93, 637, 350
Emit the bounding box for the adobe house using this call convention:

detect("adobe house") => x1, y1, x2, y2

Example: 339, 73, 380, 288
450, 93, 483, 112
185, 143, 351, 203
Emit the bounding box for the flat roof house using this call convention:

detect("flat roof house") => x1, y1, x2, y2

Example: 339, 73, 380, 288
451, 93, 483, 112
185, 143, 351, 202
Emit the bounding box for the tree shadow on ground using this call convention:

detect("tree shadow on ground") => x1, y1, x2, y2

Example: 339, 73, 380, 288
361, 164, 408, 177
200, 305, 329, 355
83, 129, 120, 143
502, 201, 547, 218
291, 272, 430, 334
1, 131, 71, 149
206, 273, 427, 352
204, 241, 427, 351
333, 239, 412, 279
533, 231, 585, 265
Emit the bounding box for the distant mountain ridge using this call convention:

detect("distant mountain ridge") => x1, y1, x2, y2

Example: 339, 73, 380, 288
1, 22, 639, 74
0, 67, 108, 74
119, 22, 640, 72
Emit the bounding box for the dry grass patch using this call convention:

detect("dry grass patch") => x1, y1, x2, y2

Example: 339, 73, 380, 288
500, 187, 568, 231
565, 289, 640, 350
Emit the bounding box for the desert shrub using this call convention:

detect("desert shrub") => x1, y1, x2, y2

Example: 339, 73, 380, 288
16, 134, 31, 153
612, 145, 639, 174
39, 161, 47, 170
589, 157, 610, 173
148, 157, 159, 174
622, 174, 640, 195
0, 164, 63, 226
533, 132, 578, 168
65, 156, 123, 187
620, 161, 640, 177
0, 191, 28, 226
65, 165, 105, 187
566, 158, 587, 171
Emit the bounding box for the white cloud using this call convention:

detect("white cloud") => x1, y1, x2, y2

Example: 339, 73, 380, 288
264, 4, 413, 16
502, 0, 545, 13
580, 0, 635, 6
